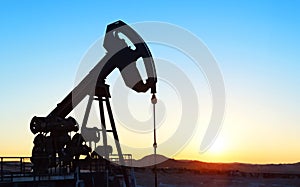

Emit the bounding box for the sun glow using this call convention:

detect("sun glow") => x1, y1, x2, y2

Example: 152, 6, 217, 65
208, 136, 226, 155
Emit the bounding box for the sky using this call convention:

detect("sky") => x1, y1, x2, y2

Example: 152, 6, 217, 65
0, 0, 300, 164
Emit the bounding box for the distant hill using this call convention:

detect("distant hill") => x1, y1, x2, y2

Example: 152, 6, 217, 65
132, 154, 169, 167
133, 154, 300, 174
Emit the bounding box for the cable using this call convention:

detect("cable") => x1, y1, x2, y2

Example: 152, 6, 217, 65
151, 94, 158, 187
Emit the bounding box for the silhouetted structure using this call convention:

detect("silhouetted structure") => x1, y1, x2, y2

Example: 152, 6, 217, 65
16, 20, 156, 187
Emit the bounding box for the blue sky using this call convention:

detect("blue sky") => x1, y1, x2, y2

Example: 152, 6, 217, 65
0, 1, 300, 163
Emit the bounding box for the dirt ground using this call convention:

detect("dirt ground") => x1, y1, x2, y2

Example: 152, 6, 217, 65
134, 169, 300, 187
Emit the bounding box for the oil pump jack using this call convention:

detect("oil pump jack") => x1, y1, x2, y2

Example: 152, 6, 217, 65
29, 20, 157, 187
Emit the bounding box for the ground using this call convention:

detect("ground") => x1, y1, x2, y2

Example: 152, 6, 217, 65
134, 169, 300, 187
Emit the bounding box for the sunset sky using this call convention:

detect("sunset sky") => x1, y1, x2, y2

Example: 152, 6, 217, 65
0, 1, 300, 164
